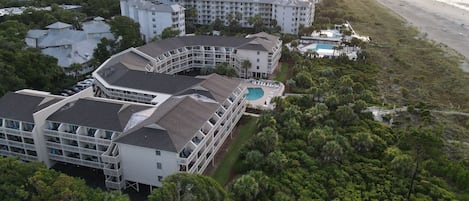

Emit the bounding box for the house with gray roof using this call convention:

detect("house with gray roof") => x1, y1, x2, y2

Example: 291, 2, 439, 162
25, 18, 114, 75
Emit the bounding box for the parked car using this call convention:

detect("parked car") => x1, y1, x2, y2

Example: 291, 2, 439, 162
60, 93, 69, 97
63, 89, 75, 95
70, 86, 81, 93
76, 82, 91, 89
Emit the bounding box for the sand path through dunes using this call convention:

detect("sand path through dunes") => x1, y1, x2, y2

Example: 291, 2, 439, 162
376, 0, 469, 71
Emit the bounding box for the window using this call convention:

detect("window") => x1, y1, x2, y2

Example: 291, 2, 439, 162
5, 120, 19, 129
257, 51, 260, 55
155, 150, 161, 156
257, 66, 259, 69
157, 162, 162, 169
158, 176, 163, 182
0, 118, 2, 127
257, 58, 260, 62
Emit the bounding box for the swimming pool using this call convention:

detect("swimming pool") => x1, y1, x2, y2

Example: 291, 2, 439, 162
246, 88, 264, 101
316, 44, 334, 51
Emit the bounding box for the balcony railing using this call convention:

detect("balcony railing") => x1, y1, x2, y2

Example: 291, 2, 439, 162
105, 180, 125, 190
103, 168, 123, 177
101, 154, 120, 163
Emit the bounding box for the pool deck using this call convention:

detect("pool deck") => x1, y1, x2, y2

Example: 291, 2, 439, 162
241, 79, 285, 110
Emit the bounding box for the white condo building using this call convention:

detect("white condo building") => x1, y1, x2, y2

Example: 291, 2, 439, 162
92, 32, 281, 85
0, 64, 247, 190
160, 0, 317, 34
120, 0, 186, 42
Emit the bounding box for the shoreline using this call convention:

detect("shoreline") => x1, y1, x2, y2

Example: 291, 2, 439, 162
375, 0, 469, 72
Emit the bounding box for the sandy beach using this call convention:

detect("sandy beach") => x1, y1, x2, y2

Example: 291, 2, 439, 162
376, 0, 469, 71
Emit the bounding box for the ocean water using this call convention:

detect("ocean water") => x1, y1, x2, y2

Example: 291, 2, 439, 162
436, 0, 469, 11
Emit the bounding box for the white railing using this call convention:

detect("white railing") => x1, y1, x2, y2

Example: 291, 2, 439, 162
103, 168, 123, 177
105, 180, 125, 190
8, 141, 24, 148
61, 132, 78, 140
96, 138, 111, 145
46, 141, 62, 149
24, 144, 36, 150
62, 144, 80, 152
22, 131, 33, 138
80, 148, 98, 155
79, 136, 96, 143
44, 130, 59, 137
101, 154, 120, 163
82, 160, 102, 169
4, 127, 20, 135
0, 149, 9, 156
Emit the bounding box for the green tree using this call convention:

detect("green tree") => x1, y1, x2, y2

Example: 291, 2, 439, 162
335, 105, 358, 125
161, 27, 181, 39
92, 38, 114, 67
213, 62, 238, 77
321, 140, 344, 161
82, 0, 120, 19
247, 15, 264, 32
241, 60, 252, 78
231, 175, 259, 201
69, 63, 83, 80
109, 16, 144, 51
148, 173, 229, 201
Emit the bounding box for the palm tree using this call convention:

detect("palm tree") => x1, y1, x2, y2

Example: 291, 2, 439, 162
241, 59, 252, 78
69, 63, 83, 80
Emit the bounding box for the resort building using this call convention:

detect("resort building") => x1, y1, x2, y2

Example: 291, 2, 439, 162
0, 68, 247, 190
120, 0, 186, 42
92, 32, 281, 84
25, 18, 114, 75
161, 0, 318, 34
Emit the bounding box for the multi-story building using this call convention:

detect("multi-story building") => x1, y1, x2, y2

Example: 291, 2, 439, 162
0, 68, 246, 191
120, 0, 185, 42
92, 32, 281, 87
161, 0, 317, 34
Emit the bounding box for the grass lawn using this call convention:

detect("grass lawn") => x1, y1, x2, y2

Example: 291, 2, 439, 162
211, 116, 258, 185
273, 63, 289, 83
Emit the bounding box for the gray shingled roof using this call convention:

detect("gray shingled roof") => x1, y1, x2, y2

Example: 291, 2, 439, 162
138, 35, 255, 58
98, 63, 205, 94
114, 127, 176, 151
114, 96, 219, 152
47, 98, 151, 132
46, 22, 72, 29
0, 92, 61, 123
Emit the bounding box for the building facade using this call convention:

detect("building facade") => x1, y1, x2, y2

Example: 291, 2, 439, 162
162, 0, 317, 34
0, 69, 246, 190
120, 0, 186, 42
92, 32, 280, 88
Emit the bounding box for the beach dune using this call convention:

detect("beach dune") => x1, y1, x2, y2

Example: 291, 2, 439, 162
376, 0, 469, 71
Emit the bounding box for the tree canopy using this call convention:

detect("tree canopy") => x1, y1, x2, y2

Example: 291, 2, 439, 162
0, 157, 129, 201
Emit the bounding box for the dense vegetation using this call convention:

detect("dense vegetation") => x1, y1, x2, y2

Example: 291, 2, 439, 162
0, 157, 129, 201
0, 1, 142, 96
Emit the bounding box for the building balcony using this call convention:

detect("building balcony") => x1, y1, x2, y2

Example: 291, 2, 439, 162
4, 127, 20, 135
105, 180, 125, 190
46, 141, 62, 149
103, 167, 123, 177
101, 154, 120, 163
60, 132, 78, 140
8, 141, 24, 148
